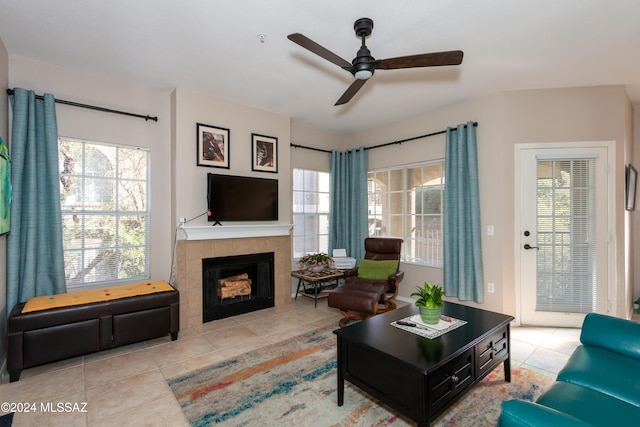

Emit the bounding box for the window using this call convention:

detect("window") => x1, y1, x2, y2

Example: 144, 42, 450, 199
59, 138, 150, 287
368, 160, 445, 267
292, 169, 330, 258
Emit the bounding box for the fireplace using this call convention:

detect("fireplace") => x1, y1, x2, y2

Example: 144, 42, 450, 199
175, 226, 292, 330
202, 252, 275, 322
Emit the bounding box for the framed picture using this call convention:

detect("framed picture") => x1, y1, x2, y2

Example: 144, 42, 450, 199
251, 133, 278, 173
0, 150, 10, 235
197, 123, 230, 168
626, 164, 637, 211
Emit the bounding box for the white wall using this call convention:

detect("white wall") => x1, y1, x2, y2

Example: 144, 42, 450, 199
634, 108, 640, 308
172, 88, 291, 228
8, 56, 173, 283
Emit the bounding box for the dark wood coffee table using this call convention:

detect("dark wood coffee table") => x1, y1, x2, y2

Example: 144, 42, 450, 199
333, 302, 514, 426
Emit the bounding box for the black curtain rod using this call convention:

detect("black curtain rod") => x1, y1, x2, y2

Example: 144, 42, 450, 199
290, 121, 478, 153
6, 88, 158, 122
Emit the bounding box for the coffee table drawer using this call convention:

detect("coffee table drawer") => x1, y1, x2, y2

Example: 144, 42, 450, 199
476, 326, 509, 377
345, 343, 422, 414
428, 347, 474, 414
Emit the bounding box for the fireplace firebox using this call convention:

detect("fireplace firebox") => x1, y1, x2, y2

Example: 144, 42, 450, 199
202, 252, 274, 322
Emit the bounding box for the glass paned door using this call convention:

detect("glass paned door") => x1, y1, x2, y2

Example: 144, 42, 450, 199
519, 146, 608, 327
535, 158, 596, 313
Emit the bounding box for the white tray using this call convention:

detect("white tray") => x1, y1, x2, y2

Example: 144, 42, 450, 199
409, 314, 454, 330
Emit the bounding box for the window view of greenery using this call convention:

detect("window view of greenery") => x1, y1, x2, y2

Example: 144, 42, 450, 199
292, 169, 330, 259
59, 138, 150, 287
368, 161, 445, 267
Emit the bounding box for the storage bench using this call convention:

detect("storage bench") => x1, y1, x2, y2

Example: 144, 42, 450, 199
7, 281, 179, 382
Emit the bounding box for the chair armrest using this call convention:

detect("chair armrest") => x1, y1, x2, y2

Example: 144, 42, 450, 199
386, 271, 404, 293
388, 271, 404, 284
342, 267, 359, 278
499, 400, 593, 427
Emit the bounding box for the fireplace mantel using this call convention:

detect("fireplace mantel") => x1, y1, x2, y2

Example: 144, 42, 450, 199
178, 223, 293, 241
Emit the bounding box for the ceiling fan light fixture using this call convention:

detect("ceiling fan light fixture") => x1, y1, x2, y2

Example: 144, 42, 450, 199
354, 69, 372, 80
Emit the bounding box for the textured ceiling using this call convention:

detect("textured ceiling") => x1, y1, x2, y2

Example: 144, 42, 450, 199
0, 0, 638, 133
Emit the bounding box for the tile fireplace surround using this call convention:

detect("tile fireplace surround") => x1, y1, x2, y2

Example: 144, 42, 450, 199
175, 224, 292, 330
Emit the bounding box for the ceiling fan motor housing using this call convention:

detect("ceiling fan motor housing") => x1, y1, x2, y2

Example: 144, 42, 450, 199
352, 46, 375, 79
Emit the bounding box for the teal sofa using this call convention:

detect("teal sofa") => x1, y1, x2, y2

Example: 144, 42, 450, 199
498, 313, 640, 426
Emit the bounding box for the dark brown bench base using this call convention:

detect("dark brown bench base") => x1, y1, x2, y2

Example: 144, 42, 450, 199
7, 287, 179, 382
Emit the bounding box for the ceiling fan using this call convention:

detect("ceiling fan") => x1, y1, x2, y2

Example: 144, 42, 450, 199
288, 18, 464, 106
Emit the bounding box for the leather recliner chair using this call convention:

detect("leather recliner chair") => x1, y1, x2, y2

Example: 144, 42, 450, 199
328, 237, 404, 327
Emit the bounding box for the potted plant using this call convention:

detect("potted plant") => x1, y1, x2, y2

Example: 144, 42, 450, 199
298, 252, 333, 273
411, 282, 444, 324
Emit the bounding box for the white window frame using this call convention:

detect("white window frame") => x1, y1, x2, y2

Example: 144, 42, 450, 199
368, 160, 445, 267
292, 168, 330, 259
59, 137, 151, 288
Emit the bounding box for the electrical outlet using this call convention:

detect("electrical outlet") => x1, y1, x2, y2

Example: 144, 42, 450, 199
487, 282, 495, 293
179, 217, 186, 226
487, 225, 494, 236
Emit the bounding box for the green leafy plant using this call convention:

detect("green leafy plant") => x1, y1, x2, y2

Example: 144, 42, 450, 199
411, 282, 444, 308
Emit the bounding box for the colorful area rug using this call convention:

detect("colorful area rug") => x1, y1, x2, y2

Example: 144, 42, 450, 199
168, 326, 554, 426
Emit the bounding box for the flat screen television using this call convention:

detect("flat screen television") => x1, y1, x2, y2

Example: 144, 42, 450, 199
207, 173, 278, 222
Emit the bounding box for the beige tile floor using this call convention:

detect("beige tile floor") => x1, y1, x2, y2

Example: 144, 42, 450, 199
0, 296, 592, 426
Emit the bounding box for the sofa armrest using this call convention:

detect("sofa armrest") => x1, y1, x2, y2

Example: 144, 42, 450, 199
499, 400, 594, 427
580, 313, 640, 360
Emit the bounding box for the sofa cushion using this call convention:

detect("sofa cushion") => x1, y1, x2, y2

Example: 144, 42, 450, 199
357, 259, 399, 281
556, 345, 640, 408
580, 312, 640, 360
536, 382, 640, 426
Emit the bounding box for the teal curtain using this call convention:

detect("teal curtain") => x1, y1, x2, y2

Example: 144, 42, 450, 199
7, 88, 66, 314
329, 147, 368, 263
444, 121, 484, 303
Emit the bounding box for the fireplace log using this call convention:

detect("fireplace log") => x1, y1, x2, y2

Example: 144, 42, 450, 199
218, 274, 252, 299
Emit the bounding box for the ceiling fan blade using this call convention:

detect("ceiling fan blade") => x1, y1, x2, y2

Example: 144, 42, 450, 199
376, 50, 464, 70
287, 33, 352, 69
335, 79, 368, 106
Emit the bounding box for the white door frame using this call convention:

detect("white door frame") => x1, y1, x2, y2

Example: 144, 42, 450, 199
514, 141, 616, 326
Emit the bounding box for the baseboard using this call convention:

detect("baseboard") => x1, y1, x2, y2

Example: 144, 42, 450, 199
396, 295, 413, 304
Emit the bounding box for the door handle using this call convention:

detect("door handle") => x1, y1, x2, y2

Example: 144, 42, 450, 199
524, 244, 539, 250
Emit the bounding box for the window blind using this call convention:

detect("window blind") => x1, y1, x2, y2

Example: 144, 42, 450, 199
535, 158, 596, 313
